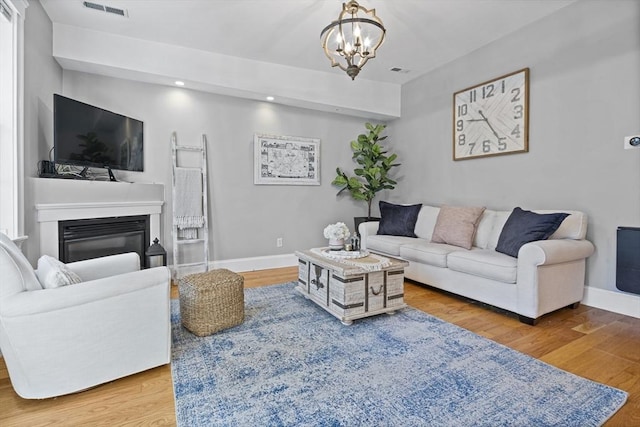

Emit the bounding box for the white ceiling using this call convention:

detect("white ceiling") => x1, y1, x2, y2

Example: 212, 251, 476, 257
40, 0, 577, 85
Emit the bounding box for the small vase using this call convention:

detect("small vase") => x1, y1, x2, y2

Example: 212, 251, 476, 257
328, 238, 344, 251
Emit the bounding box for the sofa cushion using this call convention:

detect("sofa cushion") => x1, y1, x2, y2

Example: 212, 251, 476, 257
496, 207, 570, 258
487, 211, 511, 250
431, 205, 486, 250
36, 255, 83, 289
540, 210, 587, 240
377, 201, 422, 237
473, 210, 496, 249
366, 235, 416, 256
447, 249, 518, 284
400, 241, 461, 268
414, 205, 440, 240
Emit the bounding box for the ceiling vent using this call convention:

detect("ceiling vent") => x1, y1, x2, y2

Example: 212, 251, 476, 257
83, 1, 128, 17
390, 67, 411, 74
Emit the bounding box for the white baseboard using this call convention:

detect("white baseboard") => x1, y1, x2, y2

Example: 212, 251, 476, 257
210, 253, 298, 272
582, 286, 640, 319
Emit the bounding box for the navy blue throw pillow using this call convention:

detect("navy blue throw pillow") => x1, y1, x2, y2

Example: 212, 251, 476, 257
377, 201, 422, 237
496, 207, 570, 258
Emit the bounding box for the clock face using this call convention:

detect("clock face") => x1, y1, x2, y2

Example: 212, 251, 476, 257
453, 68, 529, 160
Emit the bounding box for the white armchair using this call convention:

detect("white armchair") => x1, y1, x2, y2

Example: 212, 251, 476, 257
0, 232, 171, 399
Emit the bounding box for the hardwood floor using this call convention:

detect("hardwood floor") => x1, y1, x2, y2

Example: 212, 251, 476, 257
1, 267, 638, 426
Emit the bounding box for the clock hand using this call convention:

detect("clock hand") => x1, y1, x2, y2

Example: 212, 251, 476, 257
478, 110, 501, 140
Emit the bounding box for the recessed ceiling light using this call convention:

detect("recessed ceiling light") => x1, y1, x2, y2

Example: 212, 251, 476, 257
266, 96, 275, 101
175, 81, 185, 86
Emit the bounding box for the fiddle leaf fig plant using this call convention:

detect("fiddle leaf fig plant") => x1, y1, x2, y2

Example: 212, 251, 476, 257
332, 122, 400, 218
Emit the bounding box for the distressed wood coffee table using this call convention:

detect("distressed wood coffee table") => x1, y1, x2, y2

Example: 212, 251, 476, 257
295, 248, 409, 325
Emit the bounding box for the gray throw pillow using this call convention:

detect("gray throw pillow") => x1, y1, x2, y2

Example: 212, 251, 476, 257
496, 207, 570, 258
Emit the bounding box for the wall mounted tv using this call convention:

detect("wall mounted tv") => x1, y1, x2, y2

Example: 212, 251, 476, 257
54, 94, 144, 174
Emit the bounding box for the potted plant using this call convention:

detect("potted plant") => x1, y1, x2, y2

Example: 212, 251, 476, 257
331, 122, 400, 233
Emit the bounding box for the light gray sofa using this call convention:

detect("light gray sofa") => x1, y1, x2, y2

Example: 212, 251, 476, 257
359, 205, 595, 325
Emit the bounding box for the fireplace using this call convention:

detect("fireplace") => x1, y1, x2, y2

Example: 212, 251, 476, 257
33, 179, 164, 263
59, 215, 150, 267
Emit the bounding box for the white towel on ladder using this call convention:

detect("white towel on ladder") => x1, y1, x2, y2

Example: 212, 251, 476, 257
174, 167, 204, 239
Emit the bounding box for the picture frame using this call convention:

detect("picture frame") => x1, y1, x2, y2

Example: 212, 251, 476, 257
254, 133, 320, 185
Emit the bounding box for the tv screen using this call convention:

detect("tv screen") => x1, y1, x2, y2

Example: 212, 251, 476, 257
54, 94, 143, 172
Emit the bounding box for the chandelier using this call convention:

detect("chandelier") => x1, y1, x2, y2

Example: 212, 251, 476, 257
320, 1, 386, 80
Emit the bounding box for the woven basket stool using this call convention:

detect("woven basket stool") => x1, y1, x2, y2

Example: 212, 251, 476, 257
178, 269, 244, 336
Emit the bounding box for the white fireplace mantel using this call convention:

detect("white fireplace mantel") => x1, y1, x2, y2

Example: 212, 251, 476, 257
31, 179, 165, 259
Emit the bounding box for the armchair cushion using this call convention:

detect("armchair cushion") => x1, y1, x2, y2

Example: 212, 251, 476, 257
0, 233, 41, 293
36, 255, 82, 289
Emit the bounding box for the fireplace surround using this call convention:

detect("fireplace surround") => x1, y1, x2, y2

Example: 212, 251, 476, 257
33, 179, 164, 262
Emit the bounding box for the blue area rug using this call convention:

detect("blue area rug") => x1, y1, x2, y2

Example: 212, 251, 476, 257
171, 282, 627, 426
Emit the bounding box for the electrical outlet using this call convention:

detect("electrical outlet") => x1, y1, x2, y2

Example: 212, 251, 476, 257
276, 237, 283, 247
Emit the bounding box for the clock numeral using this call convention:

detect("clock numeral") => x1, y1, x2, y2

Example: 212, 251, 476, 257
469, 89, 477, 103
513, 104, 524, 119
469, 142, 476, 154
483, 140, 492, 153
511, 124, 521, 138
498, 137, 507, 151
501, 80, 506, 93
482, 84, 495, 99
511, 87, 521, 102
456, 119, 464, 131
458, 134, 466, 145
457, 104, 467, 117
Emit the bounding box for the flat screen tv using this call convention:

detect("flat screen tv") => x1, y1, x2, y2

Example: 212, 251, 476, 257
54, 94, 144, 173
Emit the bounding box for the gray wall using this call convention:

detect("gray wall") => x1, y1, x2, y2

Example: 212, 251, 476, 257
391, 0, 640, 292
22, 0, 639, 295
22, 0, 62, 262
55, 71, 391, 262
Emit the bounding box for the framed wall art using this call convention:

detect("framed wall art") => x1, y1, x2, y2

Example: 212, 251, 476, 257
254, 133, 320, 185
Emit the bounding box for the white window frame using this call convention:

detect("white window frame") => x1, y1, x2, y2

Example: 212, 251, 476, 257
0, 0, 27, 239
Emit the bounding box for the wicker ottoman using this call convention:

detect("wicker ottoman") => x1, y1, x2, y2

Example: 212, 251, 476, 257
178, 269, 245, 336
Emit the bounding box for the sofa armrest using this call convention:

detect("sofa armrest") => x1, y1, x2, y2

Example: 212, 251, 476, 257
515, 240, 593, 320
518, 239, 595, 267
358, 221, 380, 250
0, 266, 170, 317
66, 252, 141, 281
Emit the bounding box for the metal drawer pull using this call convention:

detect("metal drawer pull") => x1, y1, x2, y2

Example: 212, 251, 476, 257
370, 285, 383, 296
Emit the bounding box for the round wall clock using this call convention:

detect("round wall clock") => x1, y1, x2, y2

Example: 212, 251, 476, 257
453, 68, 529, 160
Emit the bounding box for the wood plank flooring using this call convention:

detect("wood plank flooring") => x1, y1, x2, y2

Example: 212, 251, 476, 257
1, 267, 638, 426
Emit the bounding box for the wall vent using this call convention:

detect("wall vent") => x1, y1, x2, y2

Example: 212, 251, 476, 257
83, 1, 128, 17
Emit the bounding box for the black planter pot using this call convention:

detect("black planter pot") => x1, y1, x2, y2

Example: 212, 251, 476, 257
354, 216, 380, 235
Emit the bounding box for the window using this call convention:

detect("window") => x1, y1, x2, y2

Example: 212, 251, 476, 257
0, 0, 27, 239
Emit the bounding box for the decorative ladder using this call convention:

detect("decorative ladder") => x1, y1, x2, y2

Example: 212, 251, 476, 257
171, 132, 210, 280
